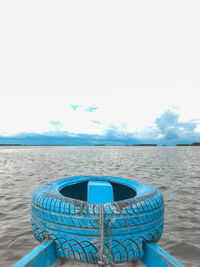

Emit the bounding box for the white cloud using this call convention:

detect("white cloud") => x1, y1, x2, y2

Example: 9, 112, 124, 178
0, 0, 200, 138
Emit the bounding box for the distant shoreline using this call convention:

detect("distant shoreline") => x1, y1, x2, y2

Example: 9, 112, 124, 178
0, 144, 22, 146
0, 143, 200, 147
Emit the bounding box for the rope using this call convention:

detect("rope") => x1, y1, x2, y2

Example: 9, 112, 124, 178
98, 204, 115, 267
98, 204, 104, 266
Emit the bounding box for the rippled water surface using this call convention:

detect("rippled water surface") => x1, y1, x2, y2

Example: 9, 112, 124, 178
0, 146, 200, 267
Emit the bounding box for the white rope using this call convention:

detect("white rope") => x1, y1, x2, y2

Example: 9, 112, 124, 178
98, 204, 115, 267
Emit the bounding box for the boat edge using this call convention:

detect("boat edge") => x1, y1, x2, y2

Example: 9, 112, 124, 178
12, 241, 184, 267
142, 243, 185, 267
12, 240, 58, 267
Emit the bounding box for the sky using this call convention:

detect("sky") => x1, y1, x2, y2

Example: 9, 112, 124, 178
0, 0, 200, 145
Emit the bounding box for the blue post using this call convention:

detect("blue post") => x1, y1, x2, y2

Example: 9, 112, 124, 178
87, 180, 114, 204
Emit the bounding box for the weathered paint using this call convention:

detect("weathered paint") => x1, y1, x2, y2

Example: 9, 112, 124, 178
31, 176, 164, 263
13, 176, 184, 266
12, 240, 58, 267
142, 243, 184, 267
13, 241, 184, 267
87, 180, 114, 204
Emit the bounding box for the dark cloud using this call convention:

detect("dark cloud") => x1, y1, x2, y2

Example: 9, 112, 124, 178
0, 129, 139, 146
104, 125, 135, 141
0, 110, 199, 145
155, 110, 198, 141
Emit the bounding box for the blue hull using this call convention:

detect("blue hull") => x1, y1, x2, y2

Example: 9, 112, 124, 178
13, 240, 184, 267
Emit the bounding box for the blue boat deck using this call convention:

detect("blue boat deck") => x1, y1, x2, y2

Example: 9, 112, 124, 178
13, 240, 184, 267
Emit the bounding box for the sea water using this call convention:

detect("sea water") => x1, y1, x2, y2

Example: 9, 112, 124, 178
0, 146, 200, 267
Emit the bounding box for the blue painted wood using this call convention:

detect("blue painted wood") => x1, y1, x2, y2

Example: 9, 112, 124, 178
87, 180, 114, 204
13, 241, 184, 267
142, 243, 184, 267
12, 240, 58, 267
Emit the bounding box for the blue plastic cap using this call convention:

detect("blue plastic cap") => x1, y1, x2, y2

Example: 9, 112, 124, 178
87, 180, 114, 204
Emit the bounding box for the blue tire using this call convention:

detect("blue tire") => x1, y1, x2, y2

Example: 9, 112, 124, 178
31, 176, 164, 264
